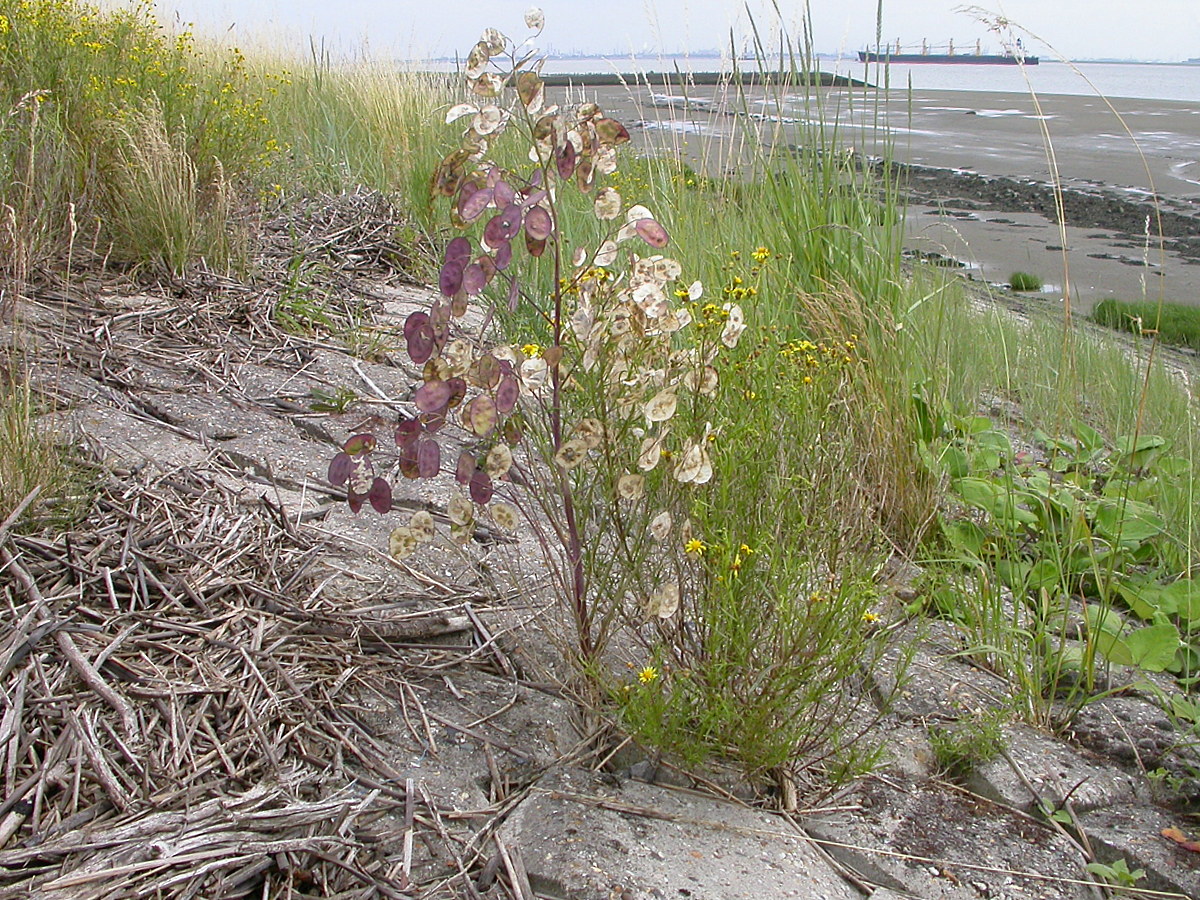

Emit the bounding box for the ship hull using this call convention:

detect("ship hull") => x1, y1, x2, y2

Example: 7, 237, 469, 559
858, 50, 1038, 65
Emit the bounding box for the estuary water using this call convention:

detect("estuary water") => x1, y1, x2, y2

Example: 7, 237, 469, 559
526, 55, 1200, 104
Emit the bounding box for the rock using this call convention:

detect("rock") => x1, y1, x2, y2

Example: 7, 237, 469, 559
500, 768, 861, 900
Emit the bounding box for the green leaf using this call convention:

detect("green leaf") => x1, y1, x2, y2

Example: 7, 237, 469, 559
943, 519, 987, 557
1170, 694, 1200, 724
1163, 578, 1200, 624
992, 492, 1040, 528
954, 476, 999, 509
1073, 421, 1104, 453
1094, 631, 1134, 667
940, 446, 970, 479
1026, 559, 1062, 591
971, 449, 1001, 473
997, 558, 1030, 592
1091, 498, 1163, 544
974, 430, 1013, 459
1086, 605, 1126, 635
911, 390, 939, 444
1124, 623, 1182, 672
1118, 581, 1167, 620
1113, 433, 1166, 469
1156, 455, 1191, 477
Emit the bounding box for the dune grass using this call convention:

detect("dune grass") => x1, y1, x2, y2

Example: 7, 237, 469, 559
1091, 297, 1200, 351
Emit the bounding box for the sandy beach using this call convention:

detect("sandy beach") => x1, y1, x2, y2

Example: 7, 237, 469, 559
577, 80, 1200, 311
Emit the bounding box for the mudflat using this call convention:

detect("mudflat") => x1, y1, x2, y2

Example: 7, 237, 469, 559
579, 80, 1200, 310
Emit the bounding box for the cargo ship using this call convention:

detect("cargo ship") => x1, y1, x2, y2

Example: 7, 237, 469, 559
858, 39, 1039, 65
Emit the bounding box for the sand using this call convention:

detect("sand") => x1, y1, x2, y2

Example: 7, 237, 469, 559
572, 80, 1200, 310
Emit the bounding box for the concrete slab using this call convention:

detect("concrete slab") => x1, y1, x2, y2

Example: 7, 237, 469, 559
501, 768, 861, 900
804, 777, 1093, 899
873, 641, 1011, 720
1079, 805, 1200, 899
968, 723, 1145, 814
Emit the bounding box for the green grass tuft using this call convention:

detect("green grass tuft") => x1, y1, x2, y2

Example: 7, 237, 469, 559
1008, 271, 1043, 292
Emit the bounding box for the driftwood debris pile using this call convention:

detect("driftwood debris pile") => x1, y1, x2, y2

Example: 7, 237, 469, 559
0, 464, 506, 897
0, 192, 536, 898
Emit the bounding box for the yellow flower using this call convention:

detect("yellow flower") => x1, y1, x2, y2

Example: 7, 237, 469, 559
739, 543, 754, 556
638, 666, 659, 684
684, 538, 706, 557
521, 343, 542, 358
861, 611, 880, 625
752, 246, 770, 262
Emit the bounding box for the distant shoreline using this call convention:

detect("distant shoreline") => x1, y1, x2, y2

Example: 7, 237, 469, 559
537, 71, 867, 88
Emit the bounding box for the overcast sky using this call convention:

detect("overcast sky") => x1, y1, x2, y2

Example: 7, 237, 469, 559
150, 1, 1200, 63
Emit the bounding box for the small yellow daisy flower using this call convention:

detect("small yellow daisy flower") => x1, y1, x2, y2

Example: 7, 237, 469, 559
522, 343, 542, 358
638, 666, 659, 684
684, 538, 706, 556
752, 246, 770, 262
861, 611, 880, 625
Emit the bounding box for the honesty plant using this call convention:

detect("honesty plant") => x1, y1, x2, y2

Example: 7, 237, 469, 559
327, 9, 743, 662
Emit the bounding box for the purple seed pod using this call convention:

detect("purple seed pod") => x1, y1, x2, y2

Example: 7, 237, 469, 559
328, 452, 352, 486
526, 234, 547, 258
445, 235, 472, 266
524, 206, 552, 241
458, 187, 493, 222
395, 417, 421, 448
407, 321, 435, 364
439, 259, 465, 296
463, 263, 486, 295
342, 433, 376, 455
469, 468, 494, 504
495, 374, 519, 413
416, 439, 441, 478
403, 310, 429, 341
477, 254, 498, 285
494, 179, 516, 207
415, 379, 453, 412
399, 443, 420, 479
368, 477, 393, 514
502, 418, 523, 447
635, 217, 670, 248
456, 450, 475, 485
557, 142, 576, 179
465, 394, 498, 437
474, 354, 502, 389
494, 240, 513, 271
421, 408, 447, 432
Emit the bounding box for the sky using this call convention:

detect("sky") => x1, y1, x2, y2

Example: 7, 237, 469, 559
148, 1, 1200, 63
